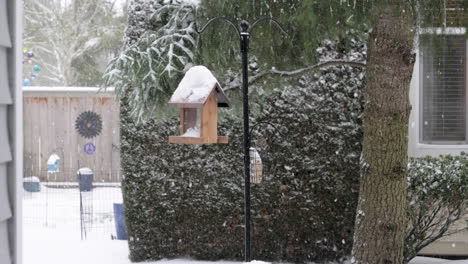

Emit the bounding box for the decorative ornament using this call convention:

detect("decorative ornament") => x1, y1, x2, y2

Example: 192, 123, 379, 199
23, 47, 28, 53
33, 65, 41, 71
75, 111, 102, 138
27, 59, 33, 64
31, 74, 37, 80
83, 142, 96, 155
26, 51, 34, 58
23, 79, 31, 86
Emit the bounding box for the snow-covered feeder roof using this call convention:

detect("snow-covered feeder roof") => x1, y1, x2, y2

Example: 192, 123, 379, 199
168, 66, 230, 108
77, 168, 93, 175
47, 154, 60, 165
24, 176, 40, 183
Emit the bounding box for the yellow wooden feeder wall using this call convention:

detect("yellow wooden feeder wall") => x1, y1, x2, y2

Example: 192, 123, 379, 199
168, 66, 230, 144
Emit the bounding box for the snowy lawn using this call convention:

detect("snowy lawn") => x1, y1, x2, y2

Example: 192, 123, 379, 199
24, 226, 270, 264
23, 222, 468, 264
23, 186, 468, 264
23, 230, 468, 264
24, 184, 122, 239
409, 257, 468, 264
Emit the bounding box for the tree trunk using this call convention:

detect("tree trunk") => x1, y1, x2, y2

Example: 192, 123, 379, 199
351, 2, 414, 264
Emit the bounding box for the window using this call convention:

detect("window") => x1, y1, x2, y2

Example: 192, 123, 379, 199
420, 34, 467, 144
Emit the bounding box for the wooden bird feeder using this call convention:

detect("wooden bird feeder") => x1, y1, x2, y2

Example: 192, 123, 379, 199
250, 147, 263, 184
168, 66, 230, 144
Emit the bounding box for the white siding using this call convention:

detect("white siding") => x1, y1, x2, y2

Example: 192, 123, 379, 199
0, 0, 22, 263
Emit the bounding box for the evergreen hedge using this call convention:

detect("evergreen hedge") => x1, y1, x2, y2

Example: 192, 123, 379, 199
121, 39, 365, 263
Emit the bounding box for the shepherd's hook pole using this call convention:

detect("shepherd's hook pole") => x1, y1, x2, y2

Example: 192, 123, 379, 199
240, 20, 252, 263
195, 17, 286, 263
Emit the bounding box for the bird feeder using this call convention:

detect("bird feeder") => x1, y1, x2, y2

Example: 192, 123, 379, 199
168, 66, 230, 144
250, 147, 263, 184
47, 154, 60, 173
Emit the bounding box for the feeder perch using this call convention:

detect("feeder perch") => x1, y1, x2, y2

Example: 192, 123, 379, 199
250, 147, 263, 184
168, 66, 230, 144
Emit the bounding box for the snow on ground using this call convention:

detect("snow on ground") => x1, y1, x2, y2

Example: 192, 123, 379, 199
24, 184, 122, 239
23, 228, 468, 264
24, 225, 269, 264
409, 257, 468, 264
23, 186, 468, 264
23, 231, 468, 264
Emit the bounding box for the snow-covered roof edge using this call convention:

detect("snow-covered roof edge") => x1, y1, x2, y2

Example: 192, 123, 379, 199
168, 65, 230, 108
23, 86, 115, 93
23, 87, 115, 98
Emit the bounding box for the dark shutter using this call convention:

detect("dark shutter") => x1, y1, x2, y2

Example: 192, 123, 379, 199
421, 35, 466, 143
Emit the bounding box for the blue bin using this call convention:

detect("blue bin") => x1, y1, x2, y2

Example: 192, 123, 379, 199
23, 182, 40, 192
113, 203, 127, 240
77, 168, 93, 192
23, 177, 41, 192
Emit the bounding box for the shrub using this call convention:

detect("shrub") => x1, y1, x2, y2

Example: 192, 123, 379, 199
405, 153, 468, 262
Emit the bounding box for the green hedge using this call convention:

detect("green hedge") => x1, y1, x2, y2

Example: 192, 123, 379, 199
121, 114, 361, 263
121, 39, 365, 263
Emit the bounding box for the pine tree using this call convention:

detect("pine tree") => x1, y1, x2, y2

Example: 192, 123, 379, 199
103, 0, 198, 121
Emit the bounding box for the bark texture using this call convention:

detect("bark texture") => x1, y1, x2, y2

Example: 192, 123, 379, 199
351, 3, 415, 264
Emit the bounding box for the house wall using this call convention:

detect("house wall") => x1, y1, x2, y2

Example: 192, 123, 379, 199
23, 87, 120, 182
0, 1, 22, 263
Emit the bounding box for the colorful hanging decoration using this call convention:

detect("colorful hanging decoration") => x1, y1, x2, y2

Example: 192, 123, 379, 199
22, 48, 42, 85
75, 111, 103, 139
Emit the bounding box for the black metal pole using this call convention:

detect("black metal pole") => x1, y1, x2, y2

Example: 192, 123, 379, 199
195, 18, 285, 262
240, 20, 251, 263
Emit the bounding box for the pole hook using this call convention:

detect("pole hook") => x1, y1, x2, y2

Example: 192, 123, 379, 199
194, 17, 241, 35
249, 120, 286, 140
249, 17, 288, 36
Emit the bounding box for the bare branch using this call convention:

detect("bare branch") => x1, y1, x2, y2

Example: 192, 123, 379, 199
224, 60, 367, 91
414, 206, 464, 254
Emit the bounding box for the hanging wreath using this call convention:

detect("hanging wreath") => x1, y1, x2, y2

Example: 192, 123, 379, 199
75, 111, 102, 138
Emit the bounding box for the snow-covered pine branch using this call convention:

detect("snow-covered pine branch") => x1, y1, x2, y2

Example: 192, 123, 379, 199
104, 0, 199, 121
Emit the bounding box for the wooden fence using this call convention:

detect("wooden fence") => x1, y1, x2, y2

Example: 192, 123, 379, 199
23, 87, 120, 182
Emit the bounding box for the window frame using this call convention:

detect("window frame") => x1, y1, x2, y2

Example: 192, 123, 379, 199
418, 28, 468, 145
